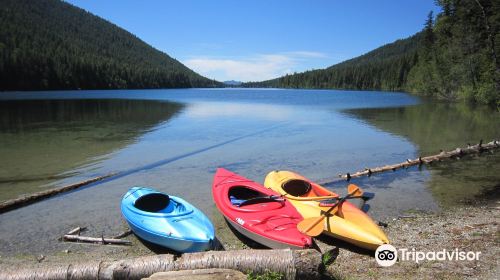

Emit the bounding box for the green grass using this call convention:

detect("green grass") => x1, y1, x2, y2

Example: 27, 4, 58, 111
322, 250, 335, 266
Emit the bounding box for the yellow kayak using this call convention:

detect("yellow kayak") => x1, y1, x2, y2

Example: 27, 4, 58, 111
264, 170, 389, 250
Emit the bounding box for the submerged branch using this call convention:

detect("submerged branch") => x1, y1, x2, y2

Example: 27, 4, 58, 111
0, 172, 117, 214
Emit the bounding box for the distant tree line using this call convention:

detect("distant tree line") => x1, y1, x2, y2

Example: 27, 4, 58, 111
244, 0, 499, 106
0, 0, 220, 91
244, 33, 421, 92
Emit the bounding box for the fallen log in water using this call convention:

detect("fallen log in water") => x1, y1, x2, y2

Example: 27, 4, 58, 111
0, 249, 322, 280
319, 139, 499, 184
0, 172, 117, 214
1, 140, 496, 215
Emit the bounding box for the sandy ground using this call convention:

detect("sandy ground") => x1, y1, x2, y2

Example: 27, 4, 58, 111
325, 204, 499, 279
0, 203, 498, 279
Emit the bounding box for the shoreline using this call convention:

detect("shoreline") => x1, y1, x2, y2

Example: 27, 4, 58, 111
0, 202, 498, 279
327, 204, 499, 279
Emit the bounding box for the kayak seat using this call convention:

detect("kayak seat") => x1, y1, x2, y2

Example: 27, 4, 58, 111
229, 195, 246, 206
135, 193, 170, 212
282, 179, 312, 197
228, 186, 262, 206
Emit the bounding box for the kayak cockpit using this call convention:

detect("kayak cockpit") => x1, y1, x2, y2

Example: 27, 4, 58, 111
229, 186, 263, 206
282, 179, 333, 197
282, 179, 311, 196
132, 192, 186, 215
135, 193, 170, 212
228, 186, 284, 211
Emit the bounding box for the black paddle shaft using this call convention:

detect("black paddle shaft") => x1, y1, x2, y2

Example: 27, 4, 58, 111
319, 191, 357, 216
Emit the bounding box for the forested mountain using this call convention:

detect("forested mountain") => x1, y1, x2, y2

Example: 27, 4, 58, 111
244, 0, 499, 105
0, 0, 220, 90
244, 33, 422, 91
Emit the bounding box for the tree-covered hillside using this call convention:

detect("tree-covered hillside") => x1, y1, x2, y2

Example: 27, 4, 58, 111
244, 0, 499, 105
406, 0, 499, 104
0, 0, 220, 90
244, 33, 422, 92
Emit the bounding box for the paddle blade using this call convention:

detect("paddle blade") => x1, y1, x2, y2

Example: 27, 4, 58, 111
347, 184, 363, 197
297, 217, 326, 237
361, 192, 375, 201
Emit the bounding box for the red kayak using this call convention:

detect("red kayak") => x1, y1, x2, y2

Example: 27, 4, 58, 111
212, 168, 312, 249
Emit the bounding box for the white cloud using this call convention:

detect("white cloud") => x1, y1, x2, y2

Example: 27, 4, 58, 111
285, 51, 328, 58
182, 51, 329, 82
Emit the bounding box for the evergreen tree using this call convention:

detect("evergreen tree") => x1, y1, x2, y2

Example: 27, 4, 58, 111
244, 0, 499, 106
0, 0, 221, 91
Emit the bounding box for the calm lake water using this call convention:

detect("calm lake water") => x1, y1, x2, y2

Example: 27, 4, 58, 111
0, 89, 498, 255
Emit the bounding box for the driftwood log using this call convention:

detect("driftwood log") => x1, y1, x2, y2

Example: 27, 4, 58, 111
319, 139, 499, 184
112, 229, 133, 239
0, 249, 322, 280
61, 227, 132, 245
0, 172, 117, 214
66, 227, 86, 236
62, 234, 131, 245
143, 269, 246, 280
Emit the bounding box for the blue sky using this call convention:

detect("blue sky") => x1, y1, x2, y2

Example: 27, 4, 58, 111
66, 0, 440, 82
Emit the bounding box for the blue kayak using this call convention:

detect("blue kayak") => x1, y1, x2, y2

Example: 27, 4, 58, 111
121, 187, 214, 253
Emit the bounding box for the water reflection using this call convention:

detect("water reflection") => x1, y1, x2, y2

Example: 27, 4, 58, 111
186, 102, 293, 121
344, 101, 500, 206
0, 99, 183, 201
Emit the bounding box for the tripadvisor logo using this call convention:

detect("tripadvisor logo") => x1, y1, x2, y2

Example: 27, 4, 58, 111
375, 244, 397, 267
375, 244, 482, 267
